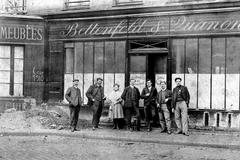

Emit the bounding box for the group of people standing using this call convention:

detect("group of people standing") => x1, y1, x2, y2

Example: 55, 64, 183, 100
65, 77, 190, 136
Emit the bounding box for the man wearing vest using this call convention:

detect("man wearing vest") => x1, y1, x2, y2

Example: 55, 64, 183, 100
157, 81, 172, 134
86, 78, 106, 130
65, 79, 83, 132
121, 79, 140, 131
172, 77, 190, 136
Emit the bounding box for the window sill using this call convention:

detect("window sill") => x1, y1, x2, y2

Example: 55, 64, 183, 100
62, 6, 90, 11
113, 1, 143, 7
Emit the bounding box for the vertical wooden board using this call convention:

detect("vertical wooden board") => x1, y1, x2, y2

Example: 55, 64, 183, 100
185, 74, 197, 109
226, 74, 239, 111
171, 74, 184, 90
63, 74, 73, 103
155, 74, 167, 92
14, 84, 23, 96
115, 41, 126, 73
94, 42, 104, 73
84, 73, 93, 104
171, 39, 185, 74
212, 74, 225, 109
104, 74, 114, 98
0, 84, 9, 96
115, 73, 125, 93
74, 42, 84, 73
84, 42, 94, 73
104, 41, 115, 73
198, 74, 211, 109
74, 73, 84, 102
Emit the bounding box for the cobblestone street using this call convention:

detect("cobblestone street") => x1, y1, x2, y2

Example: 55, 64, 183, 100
0, 134, 240, 160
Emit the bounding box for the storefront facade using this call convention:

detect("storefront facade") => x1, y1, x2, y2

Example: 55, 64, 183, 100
0, 15, 45, 111
45, 4, 240, 128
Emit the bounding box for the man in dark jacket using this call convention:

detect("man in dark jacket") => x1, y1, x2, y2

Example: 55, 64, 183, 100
172, 77, 190, 136
65, 79, 82, 132
157, 81, 172, 134
86, 78, 106, 130
141, 79, 158, 132
121, 79, 140, 131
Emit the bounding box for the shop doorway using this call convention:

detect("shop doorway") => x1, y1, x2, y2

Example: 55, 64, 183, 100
128, 40, 168, 92
129, 54, 167, 92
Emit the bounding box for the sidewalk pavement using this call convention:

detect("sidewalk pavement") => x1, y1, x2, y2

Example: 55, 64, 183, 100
1, 127, 240, 150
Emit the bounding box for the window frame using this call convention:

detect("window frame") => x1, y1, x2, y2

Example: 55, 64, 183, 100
64, 0, 90, 10
0, 45, 24, 97
113, 0, 143, 7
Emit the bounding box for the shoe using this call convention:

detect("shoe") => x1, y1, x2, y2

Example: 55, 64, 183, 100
160, 129, 166, 133
74, 128, 79, 131
97, 126, 103, 129
112, 126, 117, 129
183, 132, 189, 136
92, 127, 96, 131
147, 128, 151, 132
130, 127, 133, 132
167, 131, 172, 135
71, 128, 75, 132
175, 130, 182, 134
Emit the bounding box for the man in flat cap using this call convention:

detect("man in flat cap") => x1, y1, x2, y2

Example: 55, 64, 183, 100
86, 78, 106, 130
172, 77, 190, 136
65, 79, 83, 132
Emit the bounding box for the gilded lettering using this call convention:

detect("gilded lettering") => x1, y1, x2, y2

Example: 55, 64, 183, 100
13, 27, 20, 39
20, 27, 26, 39
37, 29, 43, 40
0, 27, 7, 39
7, 27, 14, 39
61, 23, 78, 37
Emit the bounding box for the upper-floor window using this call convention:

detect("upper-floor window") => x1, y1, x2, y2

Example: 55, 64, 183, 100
1, 0, 27, 14
114, 0, 143, 6
64, 0, 90, 10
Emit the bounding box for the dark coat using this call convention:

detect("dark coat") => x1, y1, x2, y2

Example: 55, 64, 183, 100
85, 84, 104, 106
65, 86, 82, 107
157, 89, 172, 110
121, 86, 140, 108
140, 87, 158, 106
172, 85, 190, 109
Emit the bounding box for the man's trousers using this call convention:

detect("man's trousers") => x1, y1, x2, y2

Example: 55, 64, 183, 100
174, 101, 188, 134
158, 104, 171, 131
92, 100, 103, 127
69, 105, 80, 129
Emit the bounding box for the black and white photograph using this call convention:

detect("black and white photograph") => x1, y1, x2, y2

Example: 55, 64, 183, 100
0, 0, 240, 159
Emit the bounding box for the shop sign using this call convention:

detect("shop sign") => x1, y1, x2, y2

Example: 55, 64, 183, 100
50, 11, 240, 39
0, 24, 44, 43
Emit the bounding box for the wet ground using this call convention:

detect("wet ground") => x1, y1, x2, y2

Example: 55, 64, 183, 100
0, 135, 239, 160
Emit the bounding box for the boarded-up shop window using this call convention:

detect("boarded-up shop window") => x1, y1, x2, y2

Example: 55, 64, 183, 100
0, 45, 24, 97
185, 39, 198, 109
226, 38, 240, 110
198, 38, 211, 109
171, 39, 185, 88
0, 46, 11, 96
212, 38, 225, 110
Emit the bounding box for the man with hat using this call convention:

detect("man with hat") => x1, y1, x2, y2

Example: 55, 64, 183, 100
86, 78, 106, 130
172, 77, 190, 136
65, 79, 82, 132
